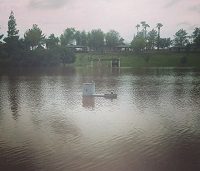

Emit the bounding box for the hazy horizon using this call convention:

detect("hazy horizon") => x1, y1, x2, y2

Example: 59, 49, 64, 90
0, 0, 200, 43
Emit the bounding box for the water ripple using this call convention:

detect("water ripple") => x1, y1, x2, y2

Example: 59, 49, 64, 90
0, 67, 200, 171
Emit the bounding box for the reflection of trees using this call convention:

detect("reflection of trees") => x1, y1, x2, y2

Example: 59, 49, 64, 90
171, 68, 188, 110
25, 67, 78, 127
60, 67, 81, 109
51, 117, 81, 137
171, 68, 200, 114
133, 68, 162, 113
82, 96, 95, 109
25, 74, 43, 128
93, 67, 121, 94
188, 69, 200, 110
0, 77, 4, 122
145, 68, 200, 171
8, 74, 20, 121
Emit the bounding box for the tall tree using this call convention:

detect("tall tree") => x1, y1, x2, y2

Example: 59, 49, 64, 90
119, 37, 125, 45
192, 27, 200, 40
192, 28, 200, 48
58, 46, 76, 66
0, 27, 6, 60
3, 11, 19, 58
74, 31, 81, 45
80, 30, 88, 46
88, 29, 104, 50
105, 30, 121, 50
131, 31, 145, 52
60, 28, 76, 46
140, 21, 150, 39
135, 24, 140, 34
147, 29, 157, 49
7, 11, 19, 37
24, 24, 46, 50
140, 21, 146, 30
159, 38, 172, 49
156, 23, 163, 51
45, 34, 59, 49
173, 29, 189, 46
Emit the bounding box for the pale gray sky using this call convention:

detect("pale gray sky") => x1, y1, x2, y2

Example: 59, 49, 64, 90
0, 0, 200, 43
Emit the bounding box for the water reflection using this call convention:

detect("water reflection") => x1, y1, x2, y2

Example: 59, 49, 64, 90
0, 80, 3, 122
0, 67, 200, 171
127, 68, 163, 114
7, 75, 20, 120
82, 96, 117, 110
50, 115, 82, 145
82, 96, 95, 109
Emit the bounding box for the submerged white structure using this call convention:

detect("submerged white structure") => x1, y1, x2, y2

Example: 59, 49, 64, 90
82, 82, 117, 98
82, 83, 95, 96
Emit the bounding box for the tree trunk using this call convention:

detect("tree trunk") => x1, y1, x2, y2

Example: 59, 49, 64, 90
157, 28, 160, 51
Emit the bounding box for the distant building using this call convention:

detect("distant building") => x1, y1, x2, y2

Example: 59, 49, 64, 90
66, 45, 88, 53
115, 45, 132, 52
170, 45, 186, 52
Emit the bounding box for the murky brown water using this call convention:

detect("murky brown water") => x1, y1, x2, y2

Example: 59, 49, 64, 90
0, 67, 200, 171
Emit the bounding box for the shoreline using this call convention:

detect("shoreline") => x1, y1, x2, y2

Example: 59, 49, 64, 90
71, 51, 200, 68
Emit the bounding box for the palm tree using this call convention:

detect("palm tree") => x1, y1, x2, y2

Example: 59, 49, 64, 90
140, 21, 150, 39
140, 21, 146, 35
144, 23, 150, 39
135, 24, 140, 34
156, 23, 163, 51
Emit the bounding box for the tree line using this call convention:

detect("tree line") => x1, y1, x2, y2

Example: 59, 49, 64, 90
132, 21, 200, 52
0, 11, 200, 66
0, 11, 76, 67
0, 11, 125, 66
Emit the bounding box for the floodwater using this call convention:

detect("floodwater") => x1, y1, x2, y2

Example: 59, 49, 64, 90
0, 67, 200, 171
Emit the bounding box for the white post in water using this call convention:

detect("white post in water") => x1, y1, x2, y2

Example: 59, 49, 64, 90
82, 83, 95, 96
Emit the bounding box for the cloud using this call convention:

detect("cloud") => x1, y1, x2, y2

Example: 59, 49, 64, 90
176, 21, 190, 26
189, 3, 200, 13
164, 0, 182, 8
29, 0, 72, 9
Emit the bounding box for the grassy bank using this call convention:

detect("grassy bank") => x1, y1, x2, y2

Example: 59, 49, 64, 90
69, 52, 200, 68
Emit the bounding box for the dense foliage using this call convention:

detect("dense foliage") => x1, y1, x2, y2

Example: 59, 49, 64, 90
24, 24, 46, 50
131, 21, 200, 52
7, 11, 19, 37
131, 32, 145, 52
0, 12, 76, 66
147, 29, 157, 49
0, 12, 200, 66
173, 29, 189, 46
156, 23, 163, 51
192, 28, 200, 48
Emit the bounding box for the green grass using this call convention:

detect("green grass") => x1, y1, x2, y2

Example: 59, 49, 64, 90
68, 52, 200, 68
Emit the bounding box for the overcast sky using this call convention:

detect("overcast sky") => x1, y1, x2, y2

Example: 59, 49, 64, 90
0, 0, 200, 43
